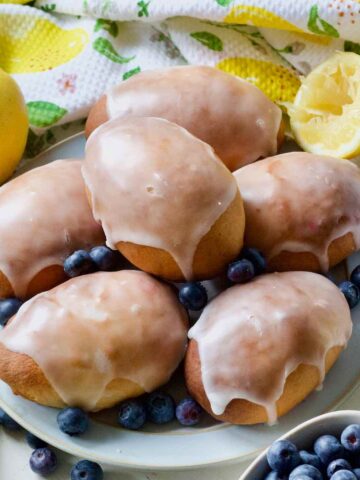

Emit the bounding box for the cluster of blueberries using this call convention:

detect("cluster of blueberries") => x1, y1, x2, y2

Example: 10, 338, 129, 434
0, 245, 358, 329
338, 266, 360, 310
178, 247, 267, 311
56, 391, 202, 433
0, 408, 103, 479
0, 392, 203, 478
265, 424, 360, 480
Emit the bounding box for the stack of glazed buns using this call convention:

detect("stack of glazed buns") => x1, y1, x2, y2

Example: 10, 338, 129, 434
0, 66, 358, 425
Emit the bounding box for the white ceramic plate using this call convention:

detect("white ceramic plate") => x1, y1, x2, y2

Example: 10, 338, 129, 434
239, 410, 360, 480
0, 133, 360, 470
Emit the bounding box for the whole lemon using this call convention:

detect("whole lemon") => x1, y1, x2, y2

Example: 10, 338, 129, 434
0, 69, 28, 184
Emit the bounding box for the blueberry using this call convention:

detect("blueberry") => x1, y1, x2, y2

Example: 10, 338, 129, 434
351, 266, 360, 289
29, 447, 57, 476
26, 431, 47, 449
327, 459, 352, 478
299, 451, 322, 470
89, 246, 123, 271
291, 477, 314, 480
338, 281, 360, 309
64, 250, 97, 277
241, 247, 267, 275
314, 435, 345, 465
118, 400, 146, 430
227, 259, 255, 284
57, 407, 89, 436
289, 464, 322, 480
330, 471, 356, 480
146, 392, 175, 424
267, 440, 301, 475
175, 398, 203, 426
0, 298, 22, 327
353, 468, 360, 479
341, 425, 360, 453
178, 283, 208, 311
0, 408, 21, 430
265, 472, 287, 480
71, 460, 104, 480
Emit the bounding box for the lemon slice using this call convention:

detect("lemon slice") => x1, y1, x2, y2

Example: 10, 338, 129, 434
289, 52, 360, 158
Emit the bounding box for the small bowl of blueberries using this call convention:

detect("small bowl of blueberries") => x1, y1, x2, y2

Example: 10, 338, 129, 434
239, 410, 360, 480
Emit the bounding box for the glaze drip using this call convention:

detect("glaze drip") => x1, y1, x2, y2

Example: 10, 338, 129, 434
83, 116, 237, 280
106, 66, 282, 171
0, 270, 188, 410
0, 160, 104, 298
234, 152, 360, 271
189, 272, 352, 423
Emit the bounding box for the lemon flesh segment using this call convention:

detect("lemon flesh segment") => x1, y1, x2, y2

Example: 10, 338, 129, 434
0, 69, 28, 184
290, 52, 360, 158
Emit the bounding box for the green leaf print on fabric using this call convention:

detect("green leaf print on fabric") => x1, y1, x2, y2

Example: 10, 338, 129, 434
215, 0, 233, 6
40, 4, 56, 12
101, 0, 112, 14
123, 67, 141, 80
94, 19, 119, 37
93, 38, 135, 64
307, 5, 339, 37
27, 102, 67, 128
137, 1, 150, 17
190, 31, 223, 52
344, 41, 360, 55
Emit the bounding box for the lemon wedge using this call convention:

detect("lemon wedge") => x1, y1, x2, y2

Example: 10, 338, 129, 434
289, 52, 360, 158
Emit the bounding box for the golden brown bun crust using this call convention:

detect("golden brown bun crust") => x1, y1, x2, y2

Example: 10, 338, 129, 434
116, 191, 245, 281
0, 342, 145, 411
267, 232, 356, 272
185, 340, 342, 424
0, 265, 67, 300
85, 95, 108, 138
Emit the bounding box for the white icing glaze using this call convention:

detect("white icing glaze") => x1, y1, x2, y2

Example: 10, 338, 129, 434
0, 270, 188, 410
189, 272, 352, 424
83, 116, 238, 280
0, 160, 104, 298
234, 152, 360, 271
105, 66, 282, 171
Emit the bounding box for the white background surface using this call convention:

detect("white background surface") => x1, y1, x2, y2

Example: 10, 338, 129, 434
0, 428, 246, 480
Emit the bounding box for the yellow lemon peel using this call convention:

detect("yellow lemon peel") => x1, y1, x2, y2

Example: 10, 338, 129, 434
0, 69, 28, 184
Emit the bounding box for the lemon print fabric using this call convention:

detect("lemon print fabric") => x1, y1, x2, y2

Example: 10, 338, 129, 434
0, 13, 89, 73
0, 0, 31, 3
224, 5, 305, 34
217, 57, 300, 103
289, 52, 360, 158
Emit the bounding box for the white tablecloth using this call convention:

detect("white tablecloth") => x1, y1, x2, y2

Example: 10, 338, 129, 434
0, 429, 247, 480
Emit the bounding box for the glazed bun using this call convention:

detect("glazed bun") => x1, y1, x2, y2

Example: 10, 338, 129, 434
185, 272, 352, 425
83, 116, 245, 282
86, 65, 283, 171
0, 160, 104, 299
234, 152, 360, 273
0, 270, 188, 411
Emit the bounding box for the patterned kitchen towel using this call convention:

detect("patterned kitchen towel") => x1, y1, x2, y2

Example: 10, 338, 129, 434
1, 0, 360, 155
